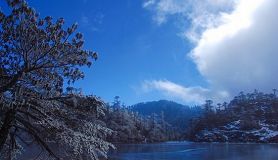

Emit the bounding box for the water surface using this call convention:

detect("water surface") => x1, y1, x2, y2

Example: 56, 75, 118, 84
109, 141, 278, 160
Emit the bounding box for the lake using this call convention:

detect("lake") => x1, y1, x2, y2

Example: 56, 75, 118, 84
108, 141, 278, 160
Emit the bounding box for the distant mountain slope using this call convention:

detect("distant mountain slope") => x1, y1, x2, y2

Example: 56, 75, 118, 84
131, 100, 202, 131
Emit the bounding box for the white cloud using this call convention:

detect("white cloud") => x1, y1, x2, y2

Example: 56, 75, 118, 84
143, 0, 235, 30
141, 80, 229, 104
191, 0, 278, 95
143, 0, 278, 103
143, 0, 156, 8
143, 0, 188, 25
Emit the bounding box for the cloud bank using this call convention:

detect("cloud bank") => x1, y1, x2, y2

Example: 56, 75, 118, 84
142, 80, 228, 104
142, 0, 278, 104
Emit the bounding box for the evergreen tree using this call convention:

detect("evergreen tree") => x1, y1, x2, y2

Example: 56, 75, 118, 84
0, 0, 113, 159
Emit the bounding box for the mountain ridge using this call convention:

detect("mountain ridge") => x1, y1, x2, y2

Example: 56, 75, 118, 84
130, 99, 202, 131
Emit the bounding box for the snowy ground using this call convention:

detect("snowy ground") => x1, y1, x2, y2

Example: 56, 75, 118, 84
196, 120, 278, 143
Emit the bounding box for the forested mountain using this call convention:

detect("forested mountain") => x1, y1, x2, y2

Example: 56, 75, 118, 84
104, 98, 179, 143
105, 91, 278, 144
102, 99, 203, 144
187, 90, 278, 143
131, 100, 202, 131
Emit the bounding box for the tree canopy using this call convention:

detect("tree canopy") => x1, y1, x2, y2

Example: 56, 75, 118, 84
0, 0, 112, 159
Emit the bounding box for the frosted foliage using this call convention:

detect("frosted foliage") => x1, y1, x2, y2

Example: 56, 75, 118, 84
0, 0, 113, 159
37, 95, 114, 159
0, 94, 114, 160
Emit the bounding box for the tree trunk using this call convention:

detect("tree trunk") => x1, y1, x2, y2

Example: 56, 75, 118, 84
0, 109, 16, 151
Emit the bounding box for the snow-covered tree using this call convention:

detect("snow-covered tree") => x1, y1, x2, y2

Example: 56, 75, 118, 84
188, 90, 278, 143
105, 98, 172, 143
0, 0, 113, 159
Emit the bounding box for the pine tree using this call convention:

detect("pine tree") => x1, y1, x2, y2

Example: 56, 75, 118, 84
0, 0, 113, 159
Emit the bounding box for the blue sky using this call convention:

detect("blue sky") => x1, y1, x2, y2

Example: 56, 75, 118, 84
1, 0, 277, 105
10, 0, 204, 104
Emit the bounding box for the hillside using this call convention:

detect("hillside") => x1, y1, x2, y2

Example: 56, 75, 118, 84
188, 91, 278, 143
131, 100, 202, 131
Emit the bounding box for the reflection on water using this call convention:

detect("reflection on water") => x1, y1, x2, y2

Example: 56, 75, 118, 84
109, 142, 278, 160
